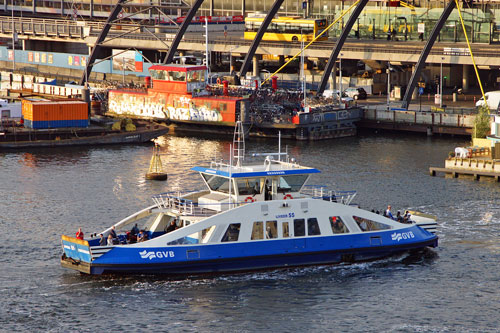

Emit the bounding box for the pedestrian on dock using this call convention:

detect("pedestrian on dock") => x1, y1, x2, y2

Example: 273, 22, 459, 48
76, 228, 84, 240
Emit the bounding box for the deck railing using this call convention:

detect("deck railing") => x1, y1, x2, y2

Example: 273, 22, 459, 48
301, 185, 357, 205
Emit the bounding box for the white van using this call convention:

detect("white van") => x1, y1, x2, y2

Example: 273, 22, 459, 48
476, 91, 500, 110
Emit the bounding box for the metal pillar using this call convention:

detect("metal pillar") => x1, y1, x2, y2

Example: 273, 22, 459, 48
164, 0, 205, 65
79, 0, 127, 85
316, 0, 369, 95
238, 0, 285, 78
401, 0, 456, 109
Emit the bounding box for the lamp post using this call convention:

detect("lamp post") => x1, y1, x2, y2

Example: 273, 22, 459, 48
11, 0, 15, 72
440, 57, 444, 108
204, 16, 210, 81
339, 54, 343, 107
387, 62, 391, 110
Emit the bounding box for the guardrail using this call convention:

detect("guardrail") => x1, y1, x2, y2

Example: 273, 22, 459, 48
301, 185, 357, 205
362, 108, 475, 128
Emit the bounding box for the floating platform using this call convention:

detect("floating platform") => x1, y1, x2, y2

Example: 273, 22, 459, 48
429, 166, 500, 181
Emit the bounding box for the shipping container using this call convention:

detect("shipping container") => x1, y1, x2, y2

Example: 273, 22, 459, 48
22, 100, 88, 122
24, 119, 88, 129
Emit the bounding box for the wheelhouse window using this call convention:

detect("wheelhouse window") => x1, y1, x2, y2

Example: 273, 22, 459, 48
307, 218, 321, 236
353, 216, 392, 232
221, 223, 241, 242
294, 218, 305, 237
236, 178, 261, 196
187, 70, 205, 83
330, 216, 349, 234
266, 221, 278, 239
251, 221, 264, 240
202, 174, 230, 193
169, 71, 186, 82
278, 175, 308, 193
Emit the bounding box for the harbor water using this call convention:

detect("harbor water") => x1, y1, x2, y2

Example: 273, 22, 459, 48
1, 132, 500, 332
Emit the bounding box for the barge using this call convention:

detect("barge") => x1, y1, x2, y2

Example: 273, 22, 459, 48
106, 64, 361, 140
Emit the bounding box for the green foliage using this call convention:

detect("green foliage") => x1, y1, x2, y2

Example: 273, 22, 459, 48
473, 105, 491, 139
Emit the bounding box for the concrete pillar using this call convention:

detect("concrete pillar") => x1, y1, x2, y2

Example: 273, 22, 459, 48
463, 64, 470, 92
252, 55, 260, 77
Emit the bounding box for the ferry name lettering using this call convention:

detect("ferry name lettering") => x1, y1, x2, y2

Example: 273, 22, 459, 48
275, 212, 295, 219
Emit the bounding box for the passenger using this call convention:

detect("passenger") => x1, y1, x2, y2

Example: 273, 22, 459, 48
264, 180, 271, 201
107, 234, 114, 246
403, 211, 412, 223
137, 230, 148, 242
396, 211, 404, 223
332, 219, 345, 233
385, 205, 395, 220
99, 233, 106, 246
131, 223, 139, 236
109, 226, 117, 239
166, 220, 177, 233
76, 228, 84, 240
376, 210, 380, 215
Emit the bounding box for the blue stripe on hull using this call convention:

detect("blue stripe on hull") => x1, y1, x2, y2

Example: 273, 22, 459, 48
88, 226, 437, 275
90, 240, 436, 275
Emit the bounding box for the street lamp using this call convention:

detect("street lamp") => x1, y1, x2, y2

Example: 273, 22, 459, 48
440, 57, 444, 108
387, 62, 391, 110
339, 53, 343, 106
11, 0, 15, 72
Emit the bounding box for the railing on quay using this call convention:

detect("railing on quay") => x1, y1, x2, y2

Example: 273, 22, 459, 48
362, 107, 475, 128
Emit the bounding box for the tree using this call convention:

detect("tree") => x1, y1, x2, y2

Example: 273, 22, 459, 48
473, 105, 491, 139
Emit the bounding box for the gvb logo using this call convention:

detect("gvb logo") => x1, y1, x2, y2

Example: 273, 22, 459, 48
139, 250, 175, 260
391, 231, 415, 242
139, 250, 156, 260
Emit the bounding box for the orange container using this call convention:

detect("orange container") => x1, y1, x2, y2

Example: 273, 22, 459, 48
22, 100, 88, 121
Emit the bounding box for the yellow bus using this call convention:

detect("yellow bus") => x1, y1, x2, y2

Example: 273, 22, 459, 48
244, 16, 328, 42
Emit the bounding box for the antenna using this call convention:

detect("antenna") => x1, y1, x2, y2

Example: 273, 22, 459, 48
232, 121, 245, 167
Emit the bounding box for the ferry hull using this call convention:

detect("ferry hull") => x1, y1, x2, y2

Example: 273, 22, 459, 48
62, 228, 438, 276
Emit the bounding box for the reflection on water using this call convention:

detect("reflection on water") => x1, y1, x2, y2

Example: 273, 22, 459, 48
1, 133, 500, 331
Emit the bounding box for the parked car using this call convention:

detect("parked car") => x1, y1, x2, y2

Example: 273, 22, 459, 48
322, 90, 354, 103
344, 87, 367, 100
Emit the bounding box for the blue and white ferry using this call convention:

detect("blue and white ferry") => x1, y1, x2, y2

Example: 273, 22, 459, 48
61, 123, 438, 275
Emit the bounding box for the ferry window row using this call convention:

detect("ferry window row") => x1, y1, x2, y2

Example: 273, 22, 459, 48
201, 175, 308, 195
166, 215, 392, 245
150, 69, 205, 83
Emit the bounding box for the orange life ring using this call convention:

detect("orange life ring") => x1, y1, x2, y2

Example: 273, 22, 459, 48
245, 196, 256, 203
284, 194, 293, 200
217, 77, 221, 85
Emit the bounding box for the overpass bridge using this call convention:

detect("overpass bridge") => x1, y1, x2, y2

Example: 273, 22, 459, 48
1, 16, 500, 68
